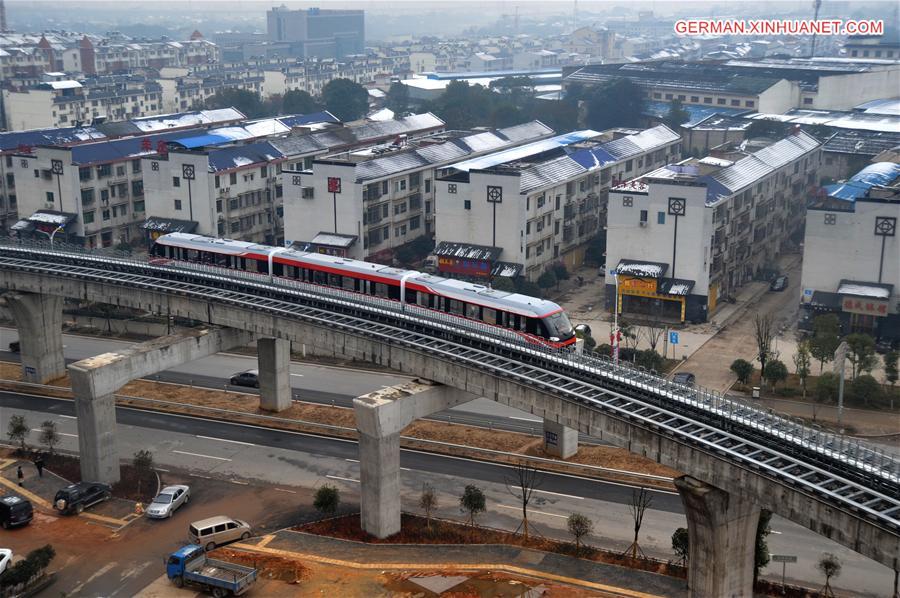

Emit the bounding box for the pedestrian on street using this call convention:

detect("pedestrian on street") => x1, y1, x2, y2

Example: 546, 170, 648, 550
34, 455, 44, 478
16, 466, 24, 487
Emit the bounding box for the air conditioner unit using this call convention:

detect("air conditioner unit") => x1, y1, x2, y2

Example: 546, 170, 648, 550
639, 221, 647, 227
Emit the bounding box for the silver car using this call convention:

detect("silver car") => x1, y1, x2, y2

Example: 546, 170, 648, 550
146, 485, 190, 519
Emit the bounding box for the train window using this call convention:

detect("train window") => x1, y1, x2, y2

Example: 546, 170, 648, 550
518, 316, 527, 331
272, 262, 283, 276
404, 290, 416, 304
416, 292, 429, 307
465, 304, 480, 319
342, 277, 356, 292
186, 249, 199, 261
525, 318, 538, 334
328, 273, 341, 287
482, 308, 497, 325
374, 283, 389, 297
313, 270, 327, 285
215, 253, 227, 266
448, 299, 464, 315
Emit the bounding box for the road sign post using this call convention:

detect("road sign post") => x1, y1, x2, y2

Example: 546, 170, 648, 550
771, 555, 797, 594
669, 330, 679, 359
327, 177, 342, 233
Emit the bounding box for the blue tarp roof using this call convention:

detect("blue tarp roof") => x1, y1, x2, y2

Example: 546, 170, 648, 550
278, 111, 340, 127
173, 134, 233, 149
643, 101, 750, 127
69, 128, 204, 165
824, 162, 900, 202
569, 146, 617, 169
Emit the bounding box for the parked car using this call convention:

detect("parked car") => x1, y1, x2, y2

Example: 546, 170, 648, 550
146, 485, 190, 519
7, 341, 19, 353
598, 264, 607, 277
875, 339, 896, 354
53, 482, 111, 515
672, 372, 696, 387
189, 516, 252, 552
0, 549, 11, 574
229, 370, 259, 388
770, 276, 788, 292
166, 544, 257, 597
0, 494, 33, 528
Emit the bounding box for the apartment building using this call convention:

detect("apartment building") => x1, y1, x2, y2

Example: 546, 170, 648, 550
605, 131, 821, 323
267, 6, 365, 60
3, 74, 166, 130
800, 162, 900, 342
281, 121, 555, 261
77, 35, 219, 76
0, 107, 244, 233
564, 59, 900, 113
157, 66, 264, 113
143, 112, 447, 246
435, 125, 682, 282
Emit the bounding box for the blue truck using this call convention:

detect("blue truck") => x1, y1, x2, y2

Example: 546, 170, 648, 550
166, 545, 257, 597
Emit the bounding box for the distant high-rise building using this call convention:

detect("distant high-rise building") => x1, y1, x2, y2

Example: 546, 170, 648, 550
266, 5, 365, 59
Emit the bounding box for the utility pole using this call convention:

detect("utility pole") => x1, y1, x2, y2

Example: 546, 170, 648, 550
810, 0, 823, 57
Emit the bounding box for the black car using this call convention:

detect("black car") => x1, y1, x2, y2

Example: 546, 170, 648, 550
0, 495, 32, 528
8, 341, 19, 353
53, 482, 111, 515
229, 370, 260, 388
770, 276, 788, 292
672, 372, 696, 387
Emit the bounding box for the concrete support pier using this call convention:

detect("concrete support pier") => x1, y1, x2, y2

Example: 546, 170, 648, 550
675, 475, 761, 598
354, 380, 476, 538
4, 292, 65, 383
543, 418, 578, 458
68, 327, 253, 484
257, 337, 291, 412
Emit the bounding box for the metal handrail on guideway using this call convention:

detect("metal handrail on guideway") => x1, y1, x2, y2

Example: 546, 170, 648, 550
0, 239, 897, 535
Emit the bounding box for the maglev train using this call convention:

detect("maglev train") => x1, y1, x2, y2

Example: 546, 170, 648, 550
150, 233, 576, 349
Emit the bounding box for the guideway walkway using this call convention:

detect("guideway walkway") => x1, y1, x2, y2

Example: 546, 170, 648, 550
232, 529, 685, 597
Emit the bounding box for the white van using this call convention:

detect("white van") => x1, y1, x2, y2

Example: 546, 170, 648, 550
188, 516, 252, 551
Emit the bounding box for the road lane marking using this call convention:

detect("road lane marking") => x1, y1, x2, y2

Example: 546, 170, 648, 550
274, 488, 297, 494
230, 480, 250, 485
326, 475, 359, 483
31, 428, 77, 438
345, 458, 359, 463
400, 467, 411, 471
190, 474, 212, 479
59, 415, 77, 419
154, 468, 170, 473
509, 416, 543, 423
196, 435, 256, 447
533, 488, 584, 500
290, 373, 304, 377
497, 504, 568, 519
173, 450, 231, 461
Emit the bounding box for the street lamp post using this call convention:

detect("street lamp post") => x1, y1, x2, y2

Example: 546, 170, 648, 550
874, 216, 896, 284
50, 159, 64, 212
37, 225, 65, 247
611, 268, 621, 366
182, 163, 196, 222
667, 197, 686, 279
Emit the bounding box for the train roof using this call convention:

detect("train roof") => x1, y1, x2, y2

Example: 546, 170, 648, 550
154, 233, 563, 318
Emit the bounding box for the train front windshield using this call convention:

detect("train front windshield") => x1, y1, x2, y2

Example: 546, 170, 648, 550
545, 312, 575, 341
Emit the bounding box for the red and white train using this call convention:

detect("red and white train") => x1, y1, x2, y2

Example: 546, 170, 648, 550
151, 233, 576, 348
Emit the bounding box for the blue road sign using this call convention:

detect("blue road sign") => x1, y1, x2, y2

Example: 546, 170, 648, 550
669, 331, 679, 345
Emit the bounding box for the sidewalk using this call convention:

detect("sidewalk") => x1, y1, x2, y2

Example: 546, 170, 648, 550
0, 456, 138, 530
233, 529, 686, 597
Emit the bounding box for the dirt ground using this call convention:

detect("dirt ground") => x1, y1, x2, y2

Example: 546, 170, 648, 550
297, 513, 683, 580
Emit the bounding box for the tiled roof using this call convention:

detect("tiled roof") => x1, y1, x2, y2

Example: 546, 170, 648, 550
206, 142, 285, 172
707, 131, 820, 196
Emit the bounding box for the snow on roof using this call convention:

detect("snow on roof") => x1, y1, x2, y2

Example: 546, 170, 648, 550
837, 282, 891, 299
311, 232, 357, 247
699, 156, 734, 167
449, 130, 601, 172
27, 211, 70, 225
367, 108, 395, 122
615, 260, 668, 278
45, 80, 82, 90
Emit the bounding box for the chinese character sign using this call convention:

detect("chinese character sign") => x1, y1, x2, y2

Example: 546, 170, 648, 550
327, 177, 342, 194
841, 297, 889, 316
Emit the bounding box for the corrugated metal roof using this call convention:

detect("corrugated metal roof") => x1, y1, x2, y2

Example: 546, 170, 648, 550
519, 155, 587, 193
450, 130, 601, 172
207, 142, 285, 172
496, 120, 553, 142
602, 125, 680, 159
434, 241, 501, 261
708, 131, 820, 195
278, 111, 341, 127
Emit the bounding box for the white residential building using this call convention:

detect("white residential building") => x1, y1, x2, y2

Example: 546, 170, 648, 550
281, 121, 555, 261
435, 125, 683, 282
800, 162, 900, 342
605, 131, 821, 323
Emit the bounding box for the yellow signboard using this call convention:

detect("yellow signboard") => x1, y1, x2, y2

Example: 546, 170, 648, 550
619, 277, 657, 293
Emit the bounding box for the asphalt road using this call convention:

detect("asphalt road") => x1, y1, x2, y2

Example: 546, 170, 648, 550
0, 391, 894, 597
0, 328, 582, 438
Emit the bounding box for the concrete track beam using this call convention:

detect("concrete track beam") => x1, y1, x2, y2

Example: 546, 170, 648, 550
543, 418, 578, 458
68, 327, 253, 484
257, 337, 291, 412
4, 292, 65, 384
675, 475, 761, 598
354, 380, 476, 538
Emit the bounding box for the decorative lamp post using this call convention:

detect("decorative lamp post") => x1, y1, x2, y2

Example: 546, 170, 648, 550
50, 159, 64, 212
327, 177, 342, 233
182, 163, 196, 222
487, 185, 503, 248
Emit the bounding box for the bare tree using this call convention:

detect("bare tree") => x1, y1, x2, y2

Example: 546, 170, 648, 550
419, 483, 438, 532
567, 513, 593, 553
817, 553, 842, 598
643, 320, 666, 355
39, 421, 59, 455
754, 314, 775, 379
623, 488, 653, 559
504, 462, 543, 540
